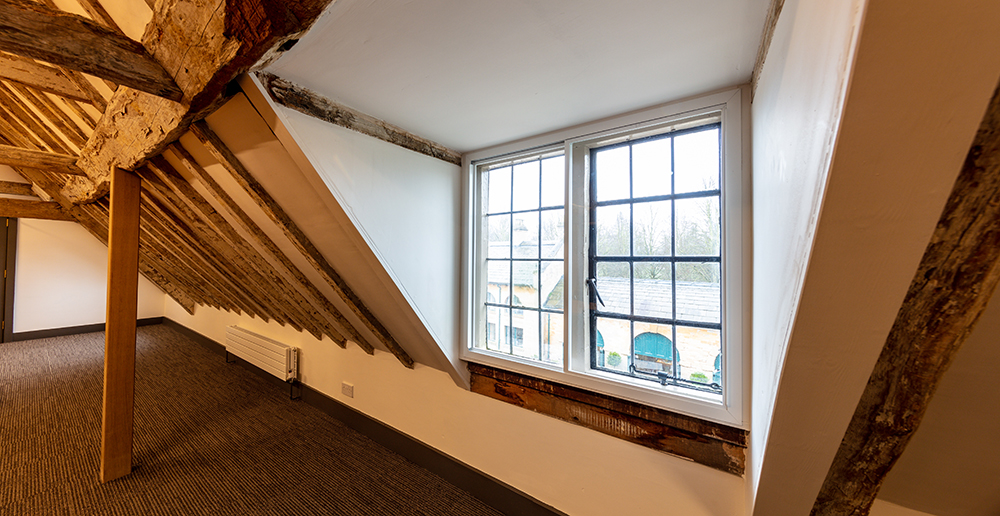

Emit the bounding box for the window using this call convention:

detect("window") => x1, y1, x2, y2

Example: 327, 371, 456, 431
463, 88, 746, 426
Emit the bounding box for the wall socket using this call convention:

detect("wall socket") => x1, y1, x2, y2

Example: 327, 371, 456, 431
341, 382, 354, 398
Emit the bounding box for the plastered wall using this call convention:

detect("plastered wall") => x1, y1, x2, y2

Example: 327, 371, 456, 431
14, 219, 165, 332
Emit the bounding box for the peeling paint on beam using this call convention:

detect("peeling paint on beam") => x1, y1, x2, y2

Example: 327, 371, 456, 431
257, 72, 463, 166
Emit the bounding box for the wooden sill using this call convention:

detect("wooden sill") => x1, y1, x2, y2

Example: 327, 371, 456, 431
468, 363, 747, 476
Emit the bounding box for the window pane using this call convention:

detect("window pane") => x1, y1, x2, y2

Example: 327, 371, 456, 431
487, 260, 510, 306
512, 310, 539, 360
512, 261, 539, 308
674, 128, 719, 194
482, 304, 499, 351
676, 263, 720, 324
634, 263, 672, 319
541, 209, 563, 257
595, 146, 630, 202
490, 307, 510, 352
487, 214, 510, 259
632, 138, 671, 198
486, 166, 511, 213
541, 156, 564, 208
512, 161, 540, 212
512, 212, 539, 258
675, 196, 720, 256
596, 204, 629, 256
596, 262, 629, 315
676, 326, 721, 389
595, 317, 630, 372
541, 312, 564, 366
633, 322, 674, 376
633, 200, 671, 256
540, 260, 564, 310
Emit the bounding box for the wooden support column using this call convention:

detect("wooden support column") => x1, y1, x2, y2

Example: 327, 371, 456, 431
100, 167, 141, 483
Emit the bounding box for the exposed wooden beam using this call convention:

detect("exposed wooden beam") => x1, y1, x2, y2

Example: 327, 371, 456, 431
257, 72, 463, 166
0, 52, 90, 102
190, 122, 414, 367
9, 82, 89, 148
751, 0, 785, 101
0, 82, 75, 153
0, 198, 72, 220
0, 145, 85, 175
0, 180, 35, 197
66, 0, 336, 202
163, 144, 354, 348
100, 167, 141, 483
0, 0, 181, 101
811, 83, 1000, 515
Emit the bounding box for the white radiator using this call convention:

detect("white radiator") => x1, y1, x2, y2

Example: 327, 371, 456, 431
225, 326, 299, 382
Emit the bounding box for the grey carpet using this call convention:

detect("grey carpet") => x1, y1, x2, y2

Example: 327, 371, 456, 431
0, 324, 503, 516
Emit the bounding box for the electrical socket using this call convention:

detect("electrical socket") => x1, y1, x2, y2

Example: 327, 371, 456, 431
342, 382, 354, 398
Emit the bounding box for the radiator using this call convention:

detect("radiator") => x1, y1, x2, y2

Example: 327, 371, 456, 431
225, 326, 299, 382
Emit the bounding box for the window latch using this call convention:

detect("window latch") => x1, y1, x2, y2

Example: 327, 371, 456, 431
587, 277, 605, 307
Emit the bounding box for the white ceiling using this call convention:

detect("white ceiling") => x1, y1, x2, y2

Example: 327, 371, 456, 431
266, 0, 770, 153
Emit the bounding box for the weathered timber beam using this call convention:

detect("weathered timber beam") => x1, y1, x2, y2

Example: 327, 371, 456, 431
160, 146, 351, 347
166, 143, 360, 350
0, 82, 75, 153
0, 145, 85, 175
0, 180, 35, 197
811, 82, 1000, 515
0, 0, 181, 101
190, 122, 415, 368
66, 0, 336, 203
751, 0, 785, 100
0, 198, 72, 220
257, 72, 463, 166
10, 82, 89, 148
0, 52, 90, 102
141, 158, 335, 341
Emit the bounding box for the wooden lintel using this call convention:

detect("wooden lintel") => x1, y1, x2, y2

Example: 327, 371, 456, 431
0, 145, 85, 176
257, 72, 463, 166
811, 82, 1000, 515
0, 0, 181, 101
100, 167, 141, 483
0, 198, 72, 220
0, 52, 90, 102
469, 363, 747, 475
190, 122, 414, 367
0, 180, 35, 197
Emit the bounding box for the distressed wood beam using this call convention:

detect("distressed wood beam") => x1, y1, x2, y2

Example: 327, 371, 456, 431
0, 180, 35, 197
0, 145, 85, 176
66, 0, 336, 202
257, 72, 462, 166
0, 145, 85, 175
811, 82, 1000, 515
0, 0, 180, 100
0, 52, 90, 102
190, 122, 414, 367
0, 198, 72, 220
10, 82, 89, 148
751, 0, 785, 101
0, 82, 75, 153
166, 142, 362, 351
100, 167, 141, 483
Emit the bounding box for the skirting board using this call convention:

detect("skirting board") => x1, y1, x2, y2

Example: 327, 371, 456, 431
11, 317, 164, 342
162, 319, 566, 516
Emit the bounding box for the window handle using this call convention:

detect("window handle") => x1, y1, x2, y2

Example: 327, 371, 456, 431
587, 277, 606, 307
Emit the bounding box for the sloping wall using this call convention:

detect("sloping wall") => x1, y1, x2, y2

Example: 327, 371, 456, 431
14, 219, 165, 333
751, 0, 1000, 514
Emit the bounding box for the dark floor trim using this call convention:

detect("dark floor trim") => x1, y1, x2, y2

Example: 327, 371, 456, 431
11, 317, 164, 342
162, 318, 566, 516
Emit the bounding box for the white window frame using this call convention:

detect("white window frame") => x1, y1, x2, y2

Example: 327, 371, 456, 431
460, 87, 749, 427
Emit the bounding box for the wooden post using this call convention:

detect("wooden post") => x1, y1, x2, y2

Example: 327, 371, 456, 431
100, 167, 141, 483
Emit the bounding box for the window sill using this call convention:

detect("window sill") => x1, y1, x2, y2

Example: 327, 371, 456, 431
468, 362, 747, 476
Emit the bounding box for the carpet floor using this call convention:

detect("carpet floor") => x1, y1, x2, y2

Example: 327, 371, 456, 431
0, 324, 504, 516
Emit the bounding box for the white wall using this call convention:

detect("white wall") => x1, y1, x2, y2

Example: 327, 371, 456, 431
751, 0, 1000, 514
14, 219, 165, 332
165, 300, 746, 516
870, 500, 940, 516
